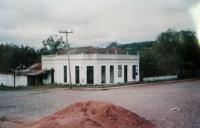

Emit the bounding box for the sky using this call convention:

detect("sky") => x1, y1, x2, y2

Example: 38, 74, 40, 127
0, 0, 200, 48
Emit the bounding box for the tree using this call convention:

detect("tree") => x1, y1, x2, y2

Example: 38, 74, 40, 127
139, 29, 200, 78
42, 35, 66, 54
0, 44, 40, 72
140, 47, 160, 77
106, 42, 118, 48
179, 30, 200, 71
106, 41, 155, 55
118, 41, 155, 54
155, 29, 182, 75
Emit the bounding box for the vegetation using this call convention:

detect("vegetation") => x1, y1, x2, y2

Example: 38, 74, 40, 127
0, 29, 199, 79
0, 35, 65, 73
140, 29, 200, 77
41, 35, 66, 55
106, 29, 200, 78
0, 44, 40, 72
107, 41, 155, 54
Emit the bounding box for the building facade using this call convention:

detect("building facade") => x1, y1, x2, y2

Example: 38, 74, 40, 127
42, 47, 140, 85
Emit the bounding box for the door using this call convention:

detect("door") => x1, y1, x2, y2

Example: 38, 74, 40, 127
87, 66, 94, 84
110, 65, 114, 83
51, 68, 54, 84
124, 65, 127, 82
101, 66, 106, 84
75, 66, 80, 84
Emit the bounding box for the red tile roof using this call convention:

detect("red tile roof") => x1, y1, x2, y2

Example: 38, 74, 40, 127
57, 47, 126, 55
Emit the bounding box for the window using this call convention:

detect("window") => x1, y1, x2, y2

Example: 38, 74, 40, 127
118, 65, 122, 77
64, 66, 67, 83
132, 65, 138, 79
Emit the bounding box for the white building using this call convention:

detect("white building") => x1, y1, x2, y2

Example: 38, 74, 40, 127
42, 47, 139, 85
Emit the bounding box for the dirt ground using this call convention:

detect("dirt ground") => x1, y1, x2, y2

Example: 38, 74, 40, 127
27, 101, 155, 128
0, 80, 200, 128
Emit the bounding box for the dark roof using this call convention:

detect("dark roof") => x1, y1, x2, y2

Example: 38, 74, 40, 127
27, 63, 42, 70
15, 63, 49, 76
57, 47, 127, 55
25, 69, 50, 76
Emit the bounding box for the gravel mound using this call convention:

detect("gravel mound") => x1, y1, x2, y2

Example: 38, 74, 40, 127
27, 101, 155, 128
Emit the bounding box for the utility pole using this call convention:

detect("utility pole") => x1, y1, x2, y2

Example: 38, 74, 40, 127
14, 68, 16, 87
59, 30, 73, 89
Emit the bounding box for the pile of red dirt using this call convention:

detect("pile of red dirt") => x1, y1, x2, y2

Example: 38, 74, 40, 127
27, 101, 155, 128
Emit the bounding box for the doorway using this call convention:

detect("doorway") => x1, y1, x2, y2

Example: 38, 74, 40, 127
110, 65, 114, 83
124, 65, 127, 82
75, 66, 80, 84
87, 66, 94, 84
51, 68, 54, 84
101, 66, 106, 84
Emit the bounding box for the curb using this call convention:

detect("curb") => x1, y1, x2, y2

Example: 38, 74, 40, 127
71, 79, 200, 91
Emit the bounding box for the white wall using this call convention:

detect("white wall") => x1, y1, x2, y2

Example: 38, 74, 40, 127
42, 54, 140, 85
143, 75, 177, 81
0, 73, 27, 87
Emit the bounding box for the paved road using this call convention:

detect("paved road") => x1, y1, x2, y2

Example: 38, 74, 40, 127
0, 80, 200, 128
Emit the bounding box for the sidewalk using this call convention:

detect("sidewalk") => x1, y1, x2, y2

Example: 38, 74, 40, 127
71, 78, 199, 91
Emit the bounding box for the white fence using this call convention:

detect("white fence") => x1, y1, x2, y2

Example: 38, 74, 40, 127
143, 75, 178, 82
0, 73, 27, 87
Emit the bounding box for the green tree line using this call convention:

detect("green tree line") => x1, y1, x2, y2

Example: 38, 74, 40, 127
0, 29, 200, 79
140, 29, 200, 78
0, 35, 65, 73
107, 29, 200, 78
0, 44, 40, 72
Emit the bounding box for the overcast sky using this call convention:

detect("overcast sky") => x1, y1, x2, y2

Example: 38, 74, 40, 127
0, 0, 199, 48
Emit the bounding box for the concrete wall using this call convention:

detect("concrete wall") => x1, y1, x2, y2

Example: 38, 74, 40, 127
143, 75, 178, 82
0, 73, 27, 86
42, 54, 140, 85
